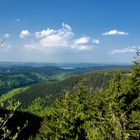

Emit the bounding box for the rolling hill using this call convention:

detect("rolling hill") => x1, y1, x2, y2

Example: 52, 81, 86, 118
0, 69, 128, 108
0, 63, 130, 96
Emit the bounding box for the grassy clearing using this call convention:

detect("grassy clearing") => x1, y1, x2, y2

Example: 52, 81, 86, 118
0, 87, 29, 103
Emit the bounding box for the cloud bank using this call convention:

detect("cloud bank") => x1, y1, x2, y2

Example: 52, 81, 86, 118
23, 23, 99, 51
110, 46, 140, 54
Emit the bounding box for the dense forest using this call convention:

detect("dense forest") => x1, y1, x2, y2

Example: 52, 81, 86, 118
0, 64, 129, 96
0, 58, 139, 139
0, 66, 68, 96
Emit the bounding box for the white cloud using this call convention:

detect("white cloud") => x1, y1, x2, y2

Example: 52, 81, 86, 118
35, 29, 55, 38
34, 23, 73, 49
40, 35, 69, 48
72, 45, 95, 51
24, 23, 99, 51
20, 30, 31, 38
77, 45, 89, 50
102, 29, 129, 36
110, 46, 140, 54
93, 39, 100, 44
74, 37, 90, 44
35, 23, 73, 39
62, 22, 71, 30
72, 37, 99, 50
4, 33, 10, 38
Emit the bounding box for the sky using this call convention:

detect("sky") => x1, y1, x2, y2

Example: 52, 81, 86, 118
0, 0, 140, 63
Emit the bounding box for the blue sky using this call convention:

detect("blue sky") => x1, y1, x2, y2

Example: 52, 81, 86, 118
0, 0, 140, 63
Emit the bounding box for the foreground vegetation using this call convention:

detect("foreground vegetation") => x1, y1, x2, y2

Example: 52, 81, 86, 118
0, 57, 139, 139
33, 56, 140, 140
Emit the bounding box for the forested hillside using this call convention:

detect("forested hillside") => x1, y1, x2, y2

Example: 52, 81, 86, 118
0, 61, 139, 140
0, 64, 129, 96
0, 73, 40, 95
33, 56, 140, 140
1, 70, 123, 108
0, 66, 68, 96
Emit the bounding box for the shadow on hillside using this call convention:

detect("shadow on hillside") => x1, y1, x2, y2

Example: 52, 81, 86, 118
0, 109, 42, 140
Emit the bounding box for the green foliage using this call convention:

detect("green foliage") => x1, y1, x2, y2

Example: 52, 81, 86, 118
94, 54, 140, 139
24, 97, 54, 117
35, 84, 95, 140
34, 56, 140, 140
0, 87, 29, 104
0, 73, 41, 96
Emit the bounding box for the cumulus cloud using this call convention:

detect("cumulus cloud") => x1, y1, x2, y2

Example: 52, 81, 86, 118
73, 45, 93, 50
102, 29, 129, 36
62, 22, 71, 30
35, 29, 55, 38
93, 39, 100, 44
40, 35, 69, 48
35, 23, 73, 48
35, 23, 73, 39
20, 30, 31, 38
110, 46, 140, 54
72, 37, 98, 50
74, 37, 90, 44
25, 23, 99, 51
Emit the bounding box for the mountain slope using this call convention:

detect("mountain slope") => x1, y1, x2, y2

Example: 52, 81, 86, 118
1, 70, 119, 108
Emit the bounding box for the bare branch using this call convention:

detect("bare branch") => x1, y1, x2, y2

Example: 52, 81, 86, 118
0, 39, 6, 47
